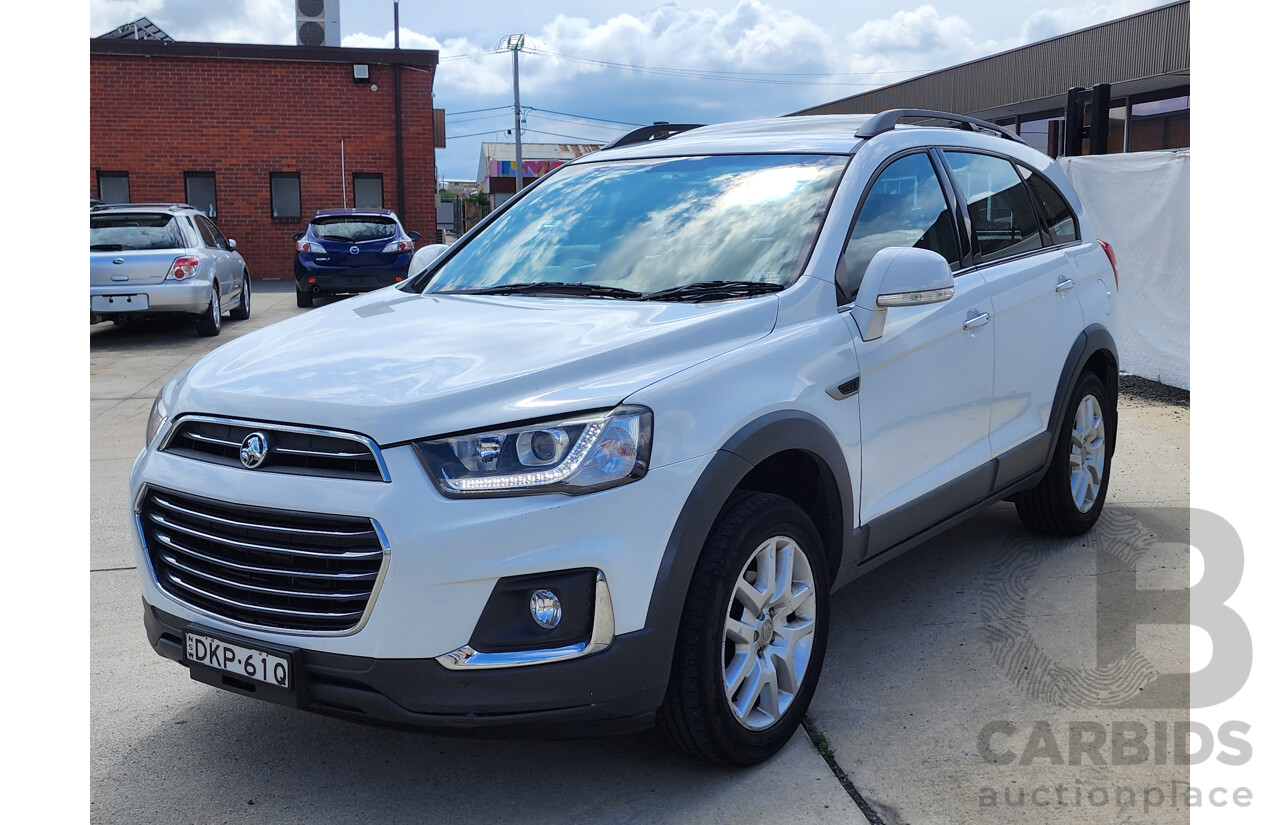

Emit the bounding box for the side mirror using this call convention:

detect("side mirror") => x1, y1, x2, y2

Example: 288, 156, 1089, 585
851, 248, 954, 341
227, 239, 238, 251
408, 231, 421, 242
408, 243, 450, 278
292, 232, 304, 241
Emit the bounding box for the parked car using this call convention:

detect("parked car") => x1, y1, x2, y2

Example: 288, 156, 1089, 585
90, 203, 251, 336
131, 112, 1119, 765
293, 208, 420, 307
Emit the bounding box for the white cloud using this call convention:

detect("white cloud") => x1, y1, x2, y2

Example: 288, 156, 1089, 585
1018, 0, 1156, 45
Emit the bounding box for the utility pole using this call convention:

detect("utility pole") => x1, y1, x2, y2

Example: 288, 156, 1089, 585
504, 34, 526, 193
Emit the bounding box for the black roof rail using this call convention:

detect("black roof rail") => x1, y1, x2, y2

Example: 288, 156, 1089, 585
90, 202, 200, 212
854, 109, 1025, 144
605, 123, 704, 150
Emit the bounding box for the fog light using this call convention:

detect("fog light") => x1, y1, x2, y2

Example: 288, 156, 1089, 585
529, 589, 562, 629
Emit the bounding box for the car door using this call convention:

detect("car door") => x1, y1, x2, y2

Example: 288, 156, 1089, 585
939, 151, 1085, 471
196, 215, 238, 307
840, 151, 996, 550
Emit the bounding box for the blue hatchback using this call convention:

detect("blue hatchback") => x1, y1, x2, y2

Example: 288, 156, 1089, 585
293, 209, 420, 307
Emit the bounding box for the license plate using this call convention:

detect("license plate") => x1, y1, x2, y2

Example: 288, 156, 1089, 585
184, 631, 292, 689
92, 294, 149, 311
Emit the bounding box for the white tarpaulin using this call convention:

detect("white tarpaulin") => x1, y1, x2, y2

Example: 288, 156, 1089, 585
1059, 150, 1190, 389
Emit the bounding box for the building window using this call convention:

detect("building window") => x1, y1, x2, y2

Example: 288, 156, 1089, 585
1016, 114, 1064, 159
185, 172, 217, 217
270, 172, 301, 219
1129, 92, 1189, 152
98, 171, 130, 204
353, 174, 384, 208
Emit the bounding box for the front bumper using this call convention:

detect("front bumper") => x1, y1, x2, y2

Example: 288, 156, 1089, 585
90, 280, 212, 316
145, 603, 664, 734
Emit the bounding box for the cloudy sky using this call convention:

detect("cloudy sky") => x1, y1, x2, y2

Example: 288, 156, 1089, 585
88, 0, 1168, 180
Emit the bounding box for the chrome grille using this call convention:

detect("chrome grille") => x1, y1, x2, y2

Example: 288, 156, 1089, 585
162, 416, 388, 482
139, 488, 387, 634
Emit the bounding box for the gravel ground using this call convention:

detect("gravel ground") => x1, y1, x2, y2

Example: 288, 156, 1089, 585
1119, 373, 1189, 407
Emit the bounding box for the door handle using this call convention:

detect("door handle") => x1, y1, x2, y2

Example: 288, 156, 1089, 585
1055, 278, 1075, 293
962, 312, 990, 331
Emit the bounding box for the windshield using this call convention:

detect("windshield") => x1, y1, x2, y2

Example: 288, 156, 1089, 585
89, 214, 185, 251
420, 154, 847, 297
310, 216, 397, 242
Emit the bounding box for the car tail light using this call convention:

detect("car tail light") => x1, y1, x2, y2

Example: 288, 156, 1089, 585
1098, 240, 1119, 291
296, 240, 327, 254
166, 256, 200, 281
382, 239, 414, 254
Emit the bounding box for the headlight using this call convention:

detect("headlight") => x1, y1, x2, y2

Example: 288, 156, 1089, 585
416, 406, 652, 496
145, 389, 169, 447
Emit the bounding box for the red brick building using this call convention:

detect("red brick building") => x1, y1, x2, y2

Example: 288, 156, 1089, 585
90, 39, 440, 279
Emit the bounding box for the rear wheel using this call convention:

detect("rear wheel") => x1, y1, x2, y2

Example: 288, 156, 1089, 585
1016, 372, 1113, 535
195, 285, 222, 336
296, 286, 314, 308
657, 492, 830, 766
230, 273, 251, 320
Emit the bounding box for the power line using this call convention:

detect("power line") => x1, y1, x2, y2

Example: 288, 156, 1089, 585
524, 107, 644, 127
521, 128, 611, 143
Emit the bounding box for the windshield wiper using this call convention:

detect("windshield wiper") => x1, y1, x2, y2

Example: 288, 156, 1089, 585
90, 243, 125, 251
643, 280, 786, 302
446, 282, 644, 299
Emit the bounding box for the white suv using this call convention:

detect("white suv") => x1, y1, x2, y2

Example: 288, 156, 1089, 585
132, 111, 1119, 766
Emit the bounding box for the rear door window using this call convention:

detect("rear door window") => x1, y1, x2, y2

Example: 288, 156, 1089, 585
943, 151, 1045, 263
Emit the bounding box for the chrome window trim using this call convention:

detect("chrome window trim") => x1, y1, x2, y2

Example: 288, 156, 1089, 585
135, 484, 392, 638
159, 414, 392, 483
435, 570, 616, 670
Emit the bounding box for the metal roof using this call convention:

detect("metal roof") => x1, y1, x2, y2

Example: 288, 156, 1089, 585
791, 0, 1189, 119
97, 17, 172, 42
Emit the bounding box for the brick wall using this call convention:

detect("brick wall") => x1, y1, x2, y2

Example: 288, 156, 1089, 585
90, 49, 437, 280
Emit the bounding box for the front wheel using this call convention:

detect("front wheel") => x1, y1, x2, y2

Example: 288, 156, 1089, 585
1016, 372, 1114, 535
195, 285, 222, 337
657, 492, 830, 766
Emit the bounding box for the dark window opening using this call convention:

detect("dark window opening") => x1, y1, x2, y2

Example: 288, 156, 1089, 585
270, 172, 302, 219
98, 171, 130, 204
353, 174, 384, 209
185, 172, 217, 217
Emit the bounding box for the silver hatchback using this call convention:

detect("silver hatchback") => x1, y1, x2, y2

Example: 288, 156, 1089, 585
90, 203, 251, 336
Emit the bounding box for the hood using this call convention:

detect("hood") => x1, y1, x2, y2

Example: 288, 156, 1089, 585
172, 287, 778, 444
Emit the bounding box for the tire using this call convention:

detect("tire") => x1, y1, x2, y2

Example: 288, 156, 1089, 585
195, 284, 222, 337
1016, 372, 1114, 536
657, 491, 830, 766
230, 272, 251, 320
296, 286, 314, 308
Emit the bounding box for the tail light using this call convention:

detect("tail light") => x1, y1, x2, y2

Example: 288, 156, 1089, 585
382, 239, 414, 254
296, 240, 327, 254
166, 256, 200, 281
1098, 240, 1118, 290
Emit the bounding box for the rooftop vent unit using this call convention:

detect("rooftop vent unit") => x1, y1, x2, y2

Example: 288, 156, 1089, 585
296, 0, 340, 47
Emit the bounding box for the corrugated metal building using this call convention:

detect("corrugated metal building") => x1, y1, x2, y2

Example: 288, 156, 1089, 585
792, 0, 1189, 158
